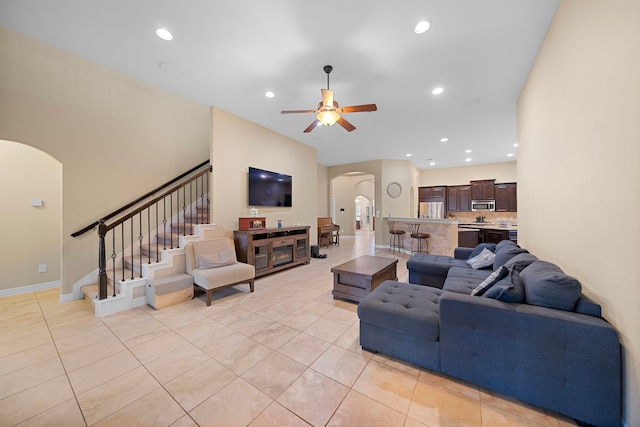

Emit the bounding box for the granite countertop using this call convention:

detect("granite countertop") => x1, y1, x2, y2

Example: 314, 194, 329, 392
459, 223, 518, 231
387, 217, 459, 225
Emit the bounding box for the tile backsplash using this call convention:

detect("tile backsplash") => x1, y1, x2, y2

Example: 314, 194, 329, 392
450, 211, 517, 225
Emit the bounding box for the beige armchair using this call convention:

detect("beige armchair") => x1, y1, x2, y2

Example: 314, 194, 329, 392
185, 238, 255, 306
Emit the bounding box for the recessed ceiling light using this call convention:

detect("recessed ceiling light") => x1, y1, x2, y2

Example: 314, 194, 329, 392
155, 28, 173, 41
406, 153, 412, 157
432, 87, 444, 95
514, 143, 519, 147
465, 149, 472, 153
507, 153, 515, 157
430, 162, 436, 166
465, 158, 472, 162
414, 20, 431, 34
265, 91, 275, 98
440, 137, 448, 142
158, 61, 181, 75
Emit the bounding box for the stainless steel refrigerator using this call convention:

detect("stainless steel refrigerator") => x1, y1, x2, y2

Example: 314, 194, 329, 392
419, 201, 444, 219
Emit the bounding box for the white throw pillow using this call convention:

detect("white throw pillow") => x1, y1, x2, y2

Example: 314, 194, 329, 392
197, 247, 237, 269
466, 247, 496, 270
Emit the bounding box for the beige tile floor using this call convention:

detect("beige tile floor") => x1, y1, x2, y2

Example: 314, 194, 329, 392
0, 229, 579, 426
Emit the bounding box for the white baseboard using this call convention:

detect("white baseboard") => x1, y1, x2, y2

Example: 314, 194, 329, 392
0, 280, 61, 297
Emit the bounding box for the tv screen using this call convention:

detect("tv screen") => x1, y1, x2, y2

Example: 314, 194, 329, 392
248, 167, 292, 207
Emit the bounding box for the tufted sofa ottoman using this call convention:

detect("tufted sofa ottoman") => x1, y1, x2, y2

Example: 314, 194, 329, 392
357, 280, 442, 371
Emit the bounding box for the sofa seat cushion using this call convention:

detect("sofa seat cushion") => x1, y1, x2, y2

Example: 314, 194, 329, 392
191, 262, 255, 291
357, 281, 442, 341
443, 267, 493, 295
407, 253, 469, 276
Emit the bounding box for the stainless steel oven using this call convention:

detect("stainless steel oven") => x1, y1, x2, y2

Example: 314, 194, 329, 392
471, 200, 495, 211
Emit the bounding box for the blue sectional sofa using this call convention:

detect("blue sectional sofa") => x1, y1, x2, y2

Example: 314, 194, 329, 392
357, 241, 621, 427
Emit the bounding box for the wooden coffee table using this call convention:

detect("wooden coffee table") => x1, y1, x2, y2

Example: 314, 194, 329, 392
331, 255, 398, 302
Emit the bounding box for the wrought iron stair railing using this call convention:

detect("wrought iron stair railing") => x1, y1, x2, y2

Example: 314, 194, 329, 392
71, 161, 211, 300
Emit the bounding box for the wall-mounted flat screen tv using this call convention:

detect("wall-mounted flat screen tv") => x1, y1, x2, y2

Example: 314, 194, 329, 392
248, 167, 292, 207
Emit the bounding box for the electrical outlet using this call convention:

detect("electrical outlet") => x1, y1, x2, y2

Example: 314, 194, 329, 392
38, 264, 46, 273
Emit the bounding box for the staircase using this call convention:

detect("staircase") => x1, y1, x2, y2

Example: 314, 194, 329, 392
80, 199, 212, 316
72, 161, 213, 317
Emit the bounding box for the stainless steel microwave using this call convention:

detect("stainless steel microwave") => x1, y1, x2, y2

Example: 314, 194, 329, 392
471, 200, 495, 211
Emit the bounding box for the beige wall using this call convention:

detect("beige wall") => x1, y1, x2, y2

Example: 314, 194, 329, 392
0, 141, 61, 291
0, 27, 211, 295
317, 164, 329, 218
517, 1, 639, 425
210, 108, 318, 242
327, 159, 418, 245
420, 161, 517, 186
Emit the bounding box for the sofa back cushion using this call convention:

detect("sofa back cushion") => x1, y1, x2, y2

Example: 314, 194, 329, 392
482, 266, 526, 303
493, 245, 529, 271
519, 260, 582, 311
502, 252, 538, 272
495, 239, 517, 252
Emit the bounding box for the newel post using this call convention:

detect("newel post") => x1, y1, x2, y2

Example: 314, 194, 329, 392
97, 220, 108, 300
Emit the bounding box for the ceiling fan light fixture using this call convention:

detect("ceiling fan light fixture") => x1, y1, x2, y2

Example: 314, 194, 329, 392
317, 110, 340, 126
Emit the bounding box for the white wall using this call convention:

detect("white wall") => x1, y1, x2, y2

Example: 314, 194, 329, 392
517, 1, 640, 424
211, 108, 318, 242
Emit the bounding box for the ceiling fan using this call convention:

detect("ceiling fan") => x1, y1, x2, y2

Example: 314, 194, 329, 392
281, 65, 377, 133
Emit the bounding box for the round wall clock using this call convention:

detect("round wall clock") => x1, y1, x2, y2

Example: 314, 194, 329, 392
386, 182, 402, 198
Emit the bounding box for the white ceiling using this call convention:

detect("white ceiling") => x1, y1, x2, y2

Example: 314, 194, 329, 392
0, 0, 559, 170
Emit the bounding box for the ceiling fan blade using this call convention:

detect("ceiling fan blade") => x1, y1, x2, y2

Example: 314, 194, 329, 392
281, 109, 317, 114
340, 104, 378, 113
321, 89, 334, 108
337, 116, 356, 132
303, 120, 321, 133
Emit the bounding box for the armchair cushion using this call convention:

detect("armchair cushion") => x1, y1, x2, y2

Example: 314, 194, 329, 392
197, 247, 237, 269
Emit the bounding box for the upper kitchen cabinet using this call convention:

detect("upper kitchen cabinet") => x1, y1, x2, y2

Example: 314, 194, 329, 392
470, 179, 496, 200
419, 186, 446, 202
495, 183, 517, 212
447, 185, 471, 212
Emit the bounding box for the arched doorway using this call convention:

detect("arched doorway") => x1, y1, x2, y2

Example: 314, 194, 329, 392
330, 172, 375, 242
0, 140, 62, 295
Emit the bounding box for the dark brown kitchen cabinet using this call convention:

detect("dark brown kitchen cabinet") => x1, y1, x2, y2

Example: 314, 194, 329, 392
495, 183, 517, 212
447, 185, 471, 212
470, 179, 496, 200
419, 186, 446, 202
477, 228, 510, 244
458, 228, 479, 248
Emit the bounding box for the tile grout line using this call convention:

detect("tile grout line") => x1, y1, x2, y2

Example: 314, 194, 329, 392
34, 290, 90, 427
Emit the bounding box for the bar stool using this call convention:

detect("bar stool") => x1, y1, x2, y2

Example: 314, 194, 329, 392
388, 220, 406, 253
408, 223, 430, 254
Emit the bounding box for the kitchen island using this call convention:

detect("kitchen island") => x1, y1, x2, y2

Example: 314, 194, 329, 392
385, 217, 459, 256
